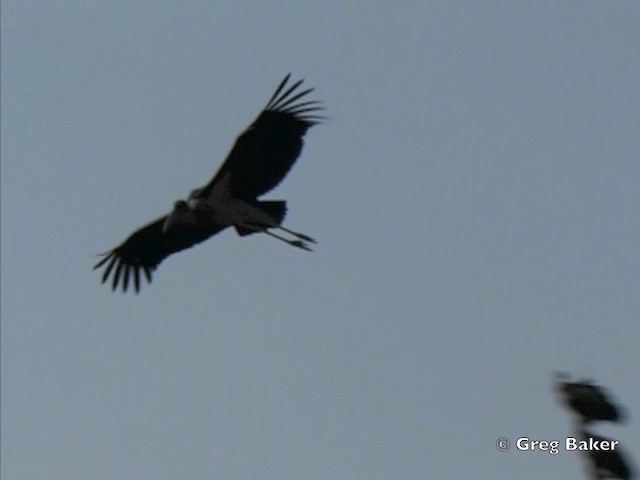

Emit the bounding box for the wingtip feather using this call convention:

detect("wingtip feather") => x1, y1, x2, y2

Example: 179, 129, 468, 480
101, 255, 117, 283
264, 73, 292, 110
134, 268, 141, 293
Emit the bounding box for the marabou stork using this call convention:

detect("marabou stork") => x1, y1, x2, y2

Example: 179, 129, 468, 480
94, 74, 323, 292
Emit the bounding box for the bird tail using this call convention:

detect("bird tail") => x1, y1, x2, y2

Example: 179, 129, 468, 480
258, 200, 288, 223
235, 201, 287, 236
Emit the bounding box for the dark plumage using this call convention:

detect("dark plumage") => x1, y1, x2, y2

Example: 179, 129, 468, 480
94, 74, 323, 293
555, 372, 626, 425
580, 430, 635, 480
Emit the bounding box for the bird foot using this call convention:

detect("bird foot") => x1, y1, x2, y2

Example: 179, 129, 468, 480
294, 232, 317, 244
290, 240, 313, 251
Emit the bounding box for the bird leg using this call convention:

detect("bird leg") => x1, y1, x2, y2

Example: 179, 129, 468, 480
238, 221, 314, 251
274, 226, 316, 244
263, 230, 313, 251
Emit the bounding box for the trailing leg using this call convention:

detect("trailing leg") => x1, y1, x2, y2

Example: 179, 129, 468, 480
275, 226, 316, 244
263, 230, 313, 251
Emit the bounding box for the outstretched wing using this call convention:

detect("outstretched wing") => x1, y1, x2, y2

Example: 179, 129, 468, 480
199, 74, 323, 201
556, 374, 625, 424
94, 216, 226, 293
569, 385, 624, 423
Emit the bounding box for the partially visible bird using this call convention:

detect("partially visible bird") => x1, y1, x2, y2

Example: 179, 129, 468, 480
554, 372, 626, 425
94, 74, 323, 293
579, 429, 635, 480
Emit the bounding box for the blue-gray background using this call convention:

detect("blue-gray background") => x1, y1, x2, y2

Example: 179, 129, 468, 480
2, 1, 638, 479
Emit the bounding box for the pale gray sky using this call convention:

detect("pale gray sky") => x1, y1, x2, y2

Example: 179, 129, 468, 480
2, 1, 639, 479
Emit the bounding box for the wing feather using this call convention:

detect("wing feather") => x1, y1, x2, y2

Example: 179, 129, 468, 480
269, 85, 309, 110
269, 80, 305, 109
143, 266, 152, 283
199, 74, 323, 200
122, 265, 131, 292
133, 265, 141, 292
263, 73, 292, 108
94, 215, 226, 293
112, 262, 124, 291
100, 256, 117, 283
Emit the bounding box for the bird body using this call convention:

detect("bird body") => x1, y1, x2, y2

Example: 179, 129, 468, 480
555, 372, 625, 425
579, 430, 634, 480
94, 74, 323, 292
188, 172, 282, 230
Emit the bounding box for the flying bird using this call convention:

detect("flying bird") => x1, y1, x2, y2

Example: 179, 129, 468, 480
554, 372, 626, 425
94, 74, 323, 293
579, 429, 635, 480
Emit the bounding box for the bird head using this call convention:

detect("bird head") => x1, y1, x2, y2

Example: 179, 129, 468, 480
174, 199, 190, 211
162, 200, 194, 233
188, 187, 204, 199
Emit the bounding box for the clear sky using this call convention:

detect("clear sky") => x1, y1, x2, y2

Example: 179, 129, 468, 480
2, 1, 638, 479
